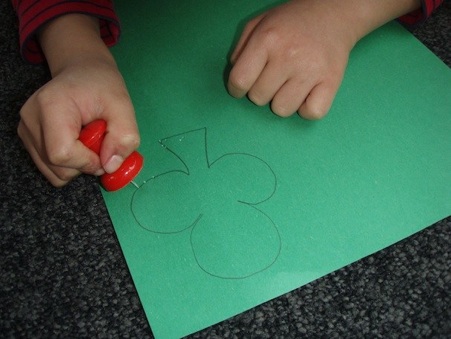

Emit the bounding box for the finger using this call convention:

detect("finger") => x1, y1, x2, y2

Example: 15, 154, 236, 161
19, 122, 80, 186
228, 35, 269, 99
100, 97, 140, 174
230, 15, 264, 64
298, 79, 341, 120
247, 60, 289, 106
40, 102, 103, 173
270, 78, 311, 117
44, 138, 102, 176
39, 154, 82, 187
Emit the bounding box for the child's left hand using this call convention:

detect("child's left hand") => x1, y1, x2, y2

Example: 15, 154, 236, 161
227, 0, 356, 119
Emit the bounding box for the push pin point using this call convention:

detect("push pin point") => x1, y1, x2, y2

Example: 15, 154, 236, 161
78, 119, 143, 191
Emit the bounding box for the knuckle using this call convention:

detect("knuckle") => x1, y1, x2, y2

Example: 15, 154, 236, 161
53, 176, 71, 187
51, 169, 77, 187
271, 102, 294, 117
247, 89, 267, 106
119, 133, 141, 152
47, 146, 73, 166
299, 106, 328, 120
228, 72, 250, 95
34, 87, 56, 109
259, 27, 281, 47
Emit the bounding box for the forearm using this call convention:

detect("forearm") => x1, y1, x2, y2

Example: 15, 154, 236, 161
38, 14, 116, 77
11, 0, 120, 64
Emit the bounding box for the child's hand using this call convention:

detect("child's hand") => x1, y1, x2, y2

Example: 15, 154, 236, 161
228, 0, 355, 119
18, 57, 139, 187
17, 14, 140, 187
227, 0, 421, 119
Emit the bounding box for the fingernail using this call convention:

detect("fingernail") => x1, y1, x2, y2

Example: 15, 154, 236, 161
104, 155, 124, 174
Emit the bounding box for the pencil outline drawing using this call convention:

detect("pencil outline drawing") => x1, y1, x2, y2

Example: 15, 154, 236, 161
130, 127, 281, 279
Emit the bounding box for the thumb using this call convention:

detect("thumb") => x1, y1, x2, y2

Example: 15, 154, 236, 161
99, 103, 140, 174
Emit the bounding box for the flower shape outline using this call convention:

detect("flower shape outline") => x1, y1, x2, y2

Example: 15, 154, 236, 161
131, 128, 281, 279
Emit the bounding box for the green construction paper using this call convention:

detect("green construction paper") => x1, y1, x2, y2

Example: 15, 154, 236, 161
103, 1, 451, 338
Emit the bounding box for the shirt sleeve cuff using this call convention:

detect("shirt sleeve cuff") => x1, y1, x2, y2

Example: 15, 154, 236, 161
398, 0, 443, 29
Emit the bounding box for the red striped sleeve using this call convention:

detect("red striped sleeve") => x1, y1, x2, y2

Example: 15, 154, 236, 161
11, 0, 120, 64
398, 0, 444, 27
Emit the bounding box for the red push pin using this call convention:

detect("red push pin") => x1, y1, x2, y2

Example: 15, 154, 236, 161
78, 119, 143, 191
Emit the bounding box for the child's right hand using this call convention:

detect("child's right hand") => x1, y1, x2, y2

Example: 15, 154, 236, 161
18, 55, 139, 187
17, 14, 140, 187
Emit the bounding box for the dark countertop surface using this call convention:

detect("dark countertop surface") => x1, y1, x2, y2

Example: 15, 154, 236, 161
1, 1, 450, 338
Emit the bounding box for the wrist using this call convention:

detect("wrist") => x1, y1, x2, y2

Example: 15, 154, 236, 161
342, 0, 422, 44
38, 14, 116, 76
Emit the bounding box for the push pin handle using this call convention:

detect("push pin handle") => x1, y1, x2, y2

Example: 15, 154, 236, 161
79, 119, 143, 191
